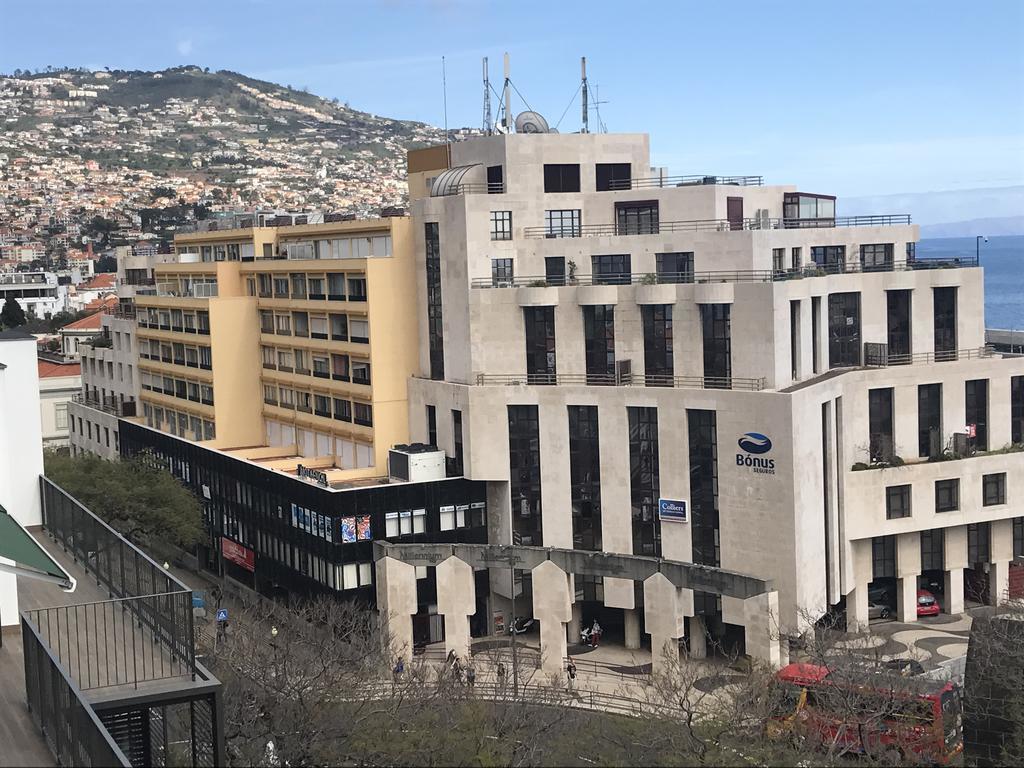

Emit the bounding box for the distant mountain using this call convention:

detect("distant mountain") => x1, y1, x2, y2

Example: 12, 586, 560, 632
920, 216, 1024, 239
0, 66, 466, 255
842, 185, 1024, 229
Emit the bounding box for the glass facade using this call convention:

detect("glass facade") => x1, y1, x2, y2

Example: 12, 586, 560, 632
1012, 376, 1024, 444
568, 405, 602, 551
872, 535, 896, 579
921, 529, 944, 572
700, 304, 731, 388
828, 292, 861, 368
868, 387, 894, 462
655, 252, 694, 284
886, 290, 912, 361
591, 254, 631, 285
508, 405, 542, 546
642, 304, 673, 385
629, 407, 660, 557
425, 223, 445, 380
918, 383, 942, 458
933, 286, 957, 361
523, 306, 556, 384
615, 201, 659, 235
687, 409, 720, 615
583, 305, 615, 384
966, 379, 989, 451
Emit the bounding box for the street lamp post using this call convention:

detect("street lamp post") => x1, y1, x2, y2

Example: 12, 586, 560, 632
977, 235, 987, 263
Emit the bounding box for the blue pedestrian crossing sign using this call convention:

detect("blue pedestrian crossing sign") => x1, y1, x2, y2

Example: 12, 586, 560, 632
216, 608, 229, 622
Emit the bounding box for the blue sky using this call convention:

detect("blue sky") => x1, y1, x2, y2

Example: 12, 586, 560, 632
2, 0, 1023, 202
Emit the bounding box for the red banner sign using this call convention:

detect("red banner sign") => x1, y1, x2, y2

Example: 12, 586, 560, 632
221, 537, 255, 572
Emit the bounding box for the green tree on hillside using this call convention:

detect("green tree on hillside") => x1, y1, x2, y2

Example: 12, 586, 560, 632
44, 450, 203, 551
1, 297, 27, 329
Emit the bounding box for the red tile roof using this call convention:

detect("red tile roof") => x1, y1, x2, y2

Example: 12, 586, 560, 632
83, 294, 118, 313
81, 273, 116, 290
60, 312, 105, 332
38, 360, 81, 378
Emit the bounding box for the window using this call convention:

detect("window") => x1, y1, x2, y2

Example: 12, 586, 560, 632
543, 163, 580, 193
349, 318, 369, 343
655, 252, 693, 284
933, 286, 957, 360
273, 276, 289, 298
426, 405, 437, 446
918, 383, 942, 458
568, 405, 602, 551
331, 353, 349, 380
263, 384, 277, 405
490, 211, 512, 241
524, 306, 556, 384
872, 535, 896, 579
615, 201, 659, 235
783, 193, 836, 224
828, 292, 861, 367
935, 479, 959, 513
260, 310, 274, 333
968, 522, 991, 565
1014, 517, 1023, 559
982, 472, 1006, 506
811, 246, 846, 271
700, 304, 731, 387
308, 275, 325, 298
310, 315, 328, 339
312, 355, 330, 378
452, 409, 464, 474
921, 530, 944, 571
583, 305, 615, 384
329, 314, 348, 341
508, 405, 543, 546
773, 248, 786, 274
274, 313, 291, 335
293, 311, 309, 337
791, 247, 802, 272
491, 258, 514, 287
811, 296, 821, 373
687, 409, 720, 615
294, 349, 309, 374
861, 243, 894, 270
591, 254, 630, 285
869, 388, 894, 462
328, 273, 346, 300
354, 402, 373, 427
545, 256, 566, 286
333, 398, 352, 422
290, 273, 307, 299
1014, 376, 1024, 444
314, 394, 331, 417
347, 276, 367, 301
296, 391, 312, 413
596, 162, 631, 191
642, 304, 673, 385
544, 209, 581, 238
351, 360, 370, 385
425, 222, 444, 380
487, 164, 503, 193
629, 407, 660, 556
55, 403, 68, 430
886, 290, 912, 361
966, 379, 989, 451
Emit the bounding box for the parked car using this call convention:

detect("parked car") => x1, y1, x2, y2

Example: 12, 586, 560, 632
916, 589, 941, 617
882, 658, 926, 677
868, 600, 891, 620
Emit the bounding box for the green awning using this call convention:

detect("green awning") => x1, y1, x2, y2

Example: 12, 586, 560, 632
0, 506, 75, 591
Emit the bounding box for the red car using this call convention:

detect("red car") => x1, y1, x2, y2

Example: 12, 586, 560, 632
917, 589, 941, 617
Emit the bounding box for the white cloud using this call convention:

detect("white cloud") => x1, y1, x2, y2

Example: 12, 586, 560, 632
177, 39, 193, 57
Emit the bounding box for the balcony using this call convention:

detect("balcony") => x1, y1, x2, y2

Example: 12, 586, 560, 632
606, 174, 763, 190
523, 214, 911, 239
474, 372, 766, 391
72, 392, 138, 417
470, 255, 978, 289
863, 344, 995, 368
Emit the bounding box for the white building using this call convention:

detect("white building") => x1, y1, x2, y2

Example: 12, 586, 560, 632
405, 132, 1024, 654
38, 357, 81, 449
0, 271, 66, 318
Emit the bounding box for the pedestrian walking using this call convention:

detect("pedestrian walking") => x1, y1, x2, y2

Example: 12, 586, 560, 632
453, 655, 464, 685
465, 663, 476, 690
591, 619, 602, 648
393, 658, 405, 680
496, 661, 507, 689
446, 649, 456, 668
566, 657, 577, 692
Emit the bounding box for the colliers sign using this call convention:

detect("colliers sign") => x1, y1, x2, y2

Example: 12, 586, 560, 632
736, 432, 775, 475
297, 464, 329, 487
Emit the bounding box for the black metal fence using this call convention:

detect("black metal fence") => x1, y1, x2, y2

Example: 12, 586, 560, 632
39, 477, 196, 681
21, 618, 131, 767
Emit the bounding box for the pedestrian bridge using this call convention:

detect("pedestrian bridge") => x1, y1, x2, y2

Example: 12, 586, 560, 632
373, 541, 781, 676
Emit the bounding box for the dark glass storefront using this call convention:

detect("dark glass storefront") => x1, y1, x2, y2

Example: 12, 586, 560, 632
119, 421, 488, 626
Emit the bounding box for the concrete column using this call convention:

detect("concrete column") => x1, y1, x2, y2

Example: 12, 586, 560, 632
435, 556, 476, 661
990, 518, 1014, 607
945, 526, 968, 615
744, 591, 782, 668
532, 560, 572, 676
375, 556, 417, 663
567, 601, 582, 646
624, 608, 641, 650
896, 532, 922, 623
846, 539, 872, 633
643, 573, 683, 678
847, 583, 870, 632
687, 616, 707, 659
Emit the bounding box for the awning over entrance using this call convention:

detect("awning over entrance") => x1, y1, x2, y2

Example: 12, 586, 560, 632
0, 506, 76, 592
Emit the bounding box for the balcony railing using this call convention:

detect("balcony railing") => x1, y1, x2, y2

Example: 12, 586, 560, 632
607, 174, 763, 190
863, 344, 995, 367
432, 182, 505, 196
73, 392, 138, 417
470, 256, 977, 289
523, 214, 911, 239
474, 372, 767, 391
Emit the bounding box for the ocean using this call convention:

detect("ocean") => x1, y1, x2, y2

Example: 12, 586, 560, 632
918, 235, 1024, 330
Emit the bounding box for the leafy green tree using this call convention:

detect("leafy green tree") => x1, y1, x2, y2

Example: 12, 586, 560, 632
44, 450, 203, 550
96, 255, 117, 273
1, 296, 27, 329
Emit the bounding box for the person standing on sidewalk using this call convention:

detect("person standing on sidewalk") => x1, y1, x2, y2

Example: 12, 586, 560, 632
591, 619, 602, 648
566, 658, 577, 692
465, 663, 476, 691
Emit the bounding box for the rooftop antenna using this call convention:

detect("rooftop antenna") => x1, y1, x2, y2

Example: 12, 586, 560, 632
581, 57, 588, 134
503, 52, 512, 133
590, 83, 609, 133
482, 57, 492, 135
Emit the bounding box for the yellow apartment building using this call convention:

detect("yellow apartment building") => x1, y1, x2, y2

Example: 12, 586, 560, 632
134, 216, 417, 482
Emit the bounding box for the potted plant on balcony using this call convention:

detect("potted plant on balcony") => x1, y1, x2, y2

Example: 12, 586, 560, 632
567, 259, 578, 285
639, 272, 658, 285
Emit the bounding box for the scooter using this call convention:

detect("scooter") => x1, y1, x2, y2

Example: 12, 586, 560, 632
509, 616, 535, 634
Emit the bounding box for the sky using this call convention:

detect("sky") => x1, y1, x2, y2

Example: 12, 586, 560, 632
1, 0, 1023, 206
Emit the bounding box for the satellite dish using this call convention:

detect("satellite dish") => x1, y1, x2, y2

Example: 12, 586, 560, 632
515, 111, 550, 134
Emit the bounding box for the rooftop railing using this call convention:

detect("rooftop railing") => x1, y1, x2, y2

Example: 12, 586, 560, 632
72, 392, 138, 417
864, 344, 995, 368
470, 256, 978, 289
433, 181, 505, 196
523, 214, 912, 239
474, 372, 767, 391
606, 174, 763, 190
